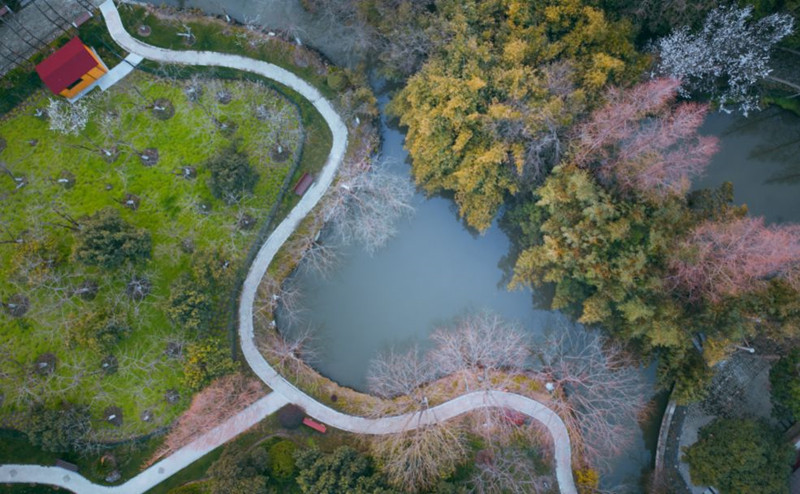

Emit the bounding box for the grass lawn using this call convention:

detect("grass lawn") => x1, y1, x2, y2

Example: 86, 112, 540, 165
0, 71, 303, 440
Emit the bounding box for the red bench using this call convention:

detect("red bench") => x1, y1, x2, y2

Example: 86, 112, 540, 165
503, 408, 527, 426
293, 172, 314, 196
302, 417, 327, 433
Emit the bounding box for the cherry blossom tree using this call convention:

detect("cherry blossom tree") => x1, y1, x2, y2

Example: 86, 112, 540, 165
574, 78, 718, 200
656, 5, 795, 115
668, 216, 800, 302
47, 98, 90, 136
147, 374, 264, 465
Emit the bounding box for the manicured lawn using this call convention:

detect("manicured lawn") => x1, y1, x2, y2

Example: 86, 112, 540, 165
0, 72, 302, 439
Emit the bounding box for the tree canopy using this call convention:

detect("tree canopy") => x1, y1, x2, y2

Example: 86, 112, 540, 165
389, 0, 644, 231
683, 418, 793, 494
206, 146, 259, 205
74, 208, 151, 268
294, 446, 395, 494
770, 349, 800, 421
207, 443, 271, 494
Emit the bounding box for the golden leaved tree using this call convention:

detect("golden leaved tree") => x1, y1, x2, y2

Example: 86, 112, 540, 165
389, 0, 644, 231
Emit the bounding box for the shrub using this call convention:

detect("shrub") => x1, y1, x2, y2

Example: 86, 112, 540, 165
268, 440, 297, 480
276, 404, 305, 429
770, 349, 800, 421
26, 404, 91, 453
182, 338, 238, 390
206, 146, 258, 205
166, 277, 214, 334
74, 208, 151, 268
683, 418, 793, 494
326, 71, 349, 91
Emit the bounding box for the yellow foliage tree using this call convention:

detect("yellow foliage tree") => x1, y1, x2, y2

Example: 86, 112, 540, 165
389, 0, 643, 231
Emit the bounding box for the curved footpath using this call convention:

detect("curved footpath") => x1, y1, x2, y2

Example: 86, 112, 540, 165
0, 2, 577, 493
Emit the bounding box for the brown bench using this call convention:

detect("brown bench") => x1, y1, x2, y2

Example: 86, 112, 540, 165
55, 459, 78, 472
293, 172, 314, 196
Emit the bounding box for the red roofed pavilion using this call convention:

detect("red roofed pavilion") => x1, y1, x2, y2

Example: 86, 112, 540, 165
36, 37, 108, 99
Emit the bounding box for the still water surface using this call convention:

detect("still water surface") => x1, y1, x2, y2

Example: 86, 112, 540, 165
281, 91, 655, 489
698, 107, 800, 223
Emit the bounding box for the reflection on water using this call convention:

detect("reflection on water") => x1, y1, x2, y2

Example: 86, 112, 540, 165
279, 94, 571, 391
696, 107, 800, 224
280, 92, 659, 490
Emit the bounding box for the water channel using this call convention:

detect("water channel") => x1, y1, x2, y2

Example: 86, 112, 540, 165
149, 0, 800, 489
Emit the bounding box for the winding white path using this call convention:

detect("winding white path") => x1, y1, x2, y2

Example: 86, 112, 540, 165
0, 3, 577, 493
0, 392, 289, 493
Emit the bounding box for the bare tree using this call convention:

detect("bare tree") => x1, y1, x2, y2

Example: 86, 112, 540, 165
366, 312, 543, 492
258, 325, 319, 380
297, 240, 340, 280
428, 310, 530, 391
470, 445, 555, 494
305, 0, 376, 66
324, 157, 415, 255
534, 329, 650, 470
370, 419, 468, 493
367, 345, 432, 401
46, 98, 90, 136
255, 274, 305, 325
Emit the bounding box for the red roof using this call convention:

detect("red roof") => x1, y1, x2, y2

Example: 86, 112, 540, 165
36, 37, 99, 94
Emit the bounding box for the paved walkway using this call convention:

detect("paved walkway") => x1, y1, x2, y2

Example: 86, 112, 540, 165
0, 392, 289, 493
1, 2, 577, 493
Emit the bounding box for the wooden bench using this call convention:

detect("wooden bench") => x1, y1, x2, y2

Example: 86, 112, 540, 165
55, 459, 78, 472
0, 5, 12, 17
293, 172, 314, 196
302, 417, 327, 433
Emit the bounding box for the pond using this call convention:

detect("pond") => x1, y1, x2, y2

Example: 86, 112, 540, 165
280, 92, 573, 391
280, 88, 658, 490
696, 106, 800, 223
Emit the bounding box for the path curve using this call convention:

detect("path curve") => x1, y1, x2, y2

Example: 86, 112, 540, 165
0, 392, 289, 493
1, 3, 577, 493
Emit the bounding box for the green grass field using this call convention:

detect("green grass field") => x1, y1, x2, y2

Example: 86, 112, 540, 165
0, 72, 302, 440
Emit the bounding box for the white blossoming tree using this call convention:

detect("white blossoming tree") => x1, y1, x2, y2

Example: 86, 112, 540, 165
656, 5, 794, 115
47, 98, 90, 135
